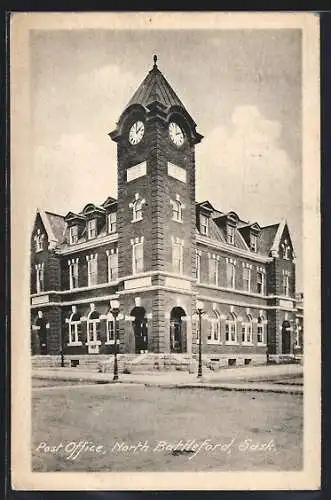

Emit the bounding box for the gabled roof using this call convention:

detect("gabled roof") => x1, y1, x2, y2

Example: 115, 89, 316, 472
102, 196, 117, 209
44, 211, 66, 243
126, 57, 185, 112
36, 208, 66, 248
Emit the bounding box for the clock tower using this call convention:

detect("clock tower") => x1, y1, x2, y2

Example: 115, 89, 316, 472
109, 56, 203, 354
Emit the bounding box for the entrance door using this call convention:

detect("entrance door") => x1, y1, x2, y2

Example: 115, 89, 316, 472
37, 318, 48, 355
282, 321, 291, 354
170, 320, 182, 353
131, 307, 148, 354
170, 307, 186, 353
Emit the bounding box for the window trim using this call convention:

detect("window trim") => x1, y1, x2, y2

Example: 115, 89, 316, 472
69, 225, 78, 245
207, 310, 221, 344
132, 241, 144, 275
225, 313, 238, 344
172, 240, 184, 275
226, 261, 236, 289
200, 214, 209, 236
241, 315, 253, 344
68, 313, 82, 346
107, 213, 117, 234
87, 218, 97, 240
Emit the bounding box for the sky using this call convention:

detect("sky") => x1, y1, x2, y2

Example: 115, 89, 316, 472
30, 28, 302, 288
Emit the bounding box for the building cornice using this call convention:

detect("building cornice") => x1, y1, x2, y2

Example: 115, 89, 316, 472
196, 235, 272, 263
56, 233, 118, 255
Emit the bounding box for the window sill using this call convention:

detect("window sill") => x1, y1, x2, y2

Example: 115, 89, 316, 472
241, 342, 253, 346
131, 218, 143, 224
172, 218, 183, 224
225, 341, 239, 345
67, 342, 82, 347
207, 341, 222, 345
105, 340, 120, 345
85, 341, 101, 346
257, 342, 267, 347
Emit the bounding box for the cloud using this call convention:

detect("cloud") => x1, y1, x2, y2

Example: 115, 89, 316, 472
196, 105, 298, 225
34, 133, 117, 215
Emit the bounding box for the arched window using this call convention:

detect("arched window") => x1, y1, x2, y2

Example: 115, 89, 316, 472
207, 310, 221, 344
257, 316, 266, 344
241, 314, 253, 344
87, 310, 100, 344
106, 312, 119, 344
133, 199, 143, 222
68, 312, 81, 345
225, 312, 237, 344
171, 200, 183, 222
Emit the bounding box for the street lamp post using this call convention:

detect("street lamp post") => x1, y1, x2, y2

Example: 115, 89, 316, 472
110, 299, 120, 382
196, 301, 205, 378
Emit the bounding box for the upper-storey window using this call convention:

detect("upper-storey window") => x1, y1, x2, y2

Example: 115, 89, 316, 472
282, 271, 290, 297
200, 214, 209, 236
69, 225, 78, 245
87, 219, 97, 239
195, 251, 201, 283
132, 238, 144, 274
172, 238, 184, 275
106, 249, 118, 282
130, 194, 146, 223
209, 255, 219, 286
250, 233, 257, 252
282, 239, 291, 260
86, 254, 98, 286
34, 229, 44, 252
68, 258, 79, 289
227, 225, 235, 244
108, 213, 117, 234
35, 263, 44, 294
226, 261, 236, 289
257, 271, 265, 294
172, 200, 183, 222
243, 267, 251, 292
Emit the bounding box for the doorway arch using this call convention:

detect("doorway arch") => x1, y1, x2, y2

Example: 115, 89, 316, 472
131, 307, 148, 353
170, 307, 186, 353
281, 320, 291, 354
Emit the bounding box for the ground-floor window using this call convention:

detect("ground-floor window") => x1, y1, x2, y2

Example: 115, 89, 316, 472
241, 315, 253, 344
87, 310, 100, 343
257, 316, 265, 344
68, 312, 82, 345
106, 312, 119, 344
225, 313, 237, 343
207, 310, 221, 344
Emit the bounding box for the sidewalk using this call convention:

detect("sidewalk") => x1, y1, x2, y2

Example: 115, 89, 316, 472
32, 363, 303, 394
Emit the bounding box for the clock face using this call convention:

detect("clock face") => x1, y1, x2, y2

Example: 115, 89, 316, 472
169, 122, 185, 147
129, 121, 145, 145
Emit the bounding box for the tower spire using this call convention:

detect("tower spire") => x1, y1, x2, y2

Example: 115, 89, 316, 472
153, 54, 158, 69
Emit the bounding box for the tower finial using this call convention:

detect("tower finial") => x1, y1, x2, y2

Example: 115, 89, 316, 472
153, 54, 158, 68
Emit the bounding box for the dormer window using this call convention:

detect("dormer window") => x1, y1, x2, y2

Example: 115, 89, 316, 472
250, 233, 257, 252
281, 239, 291, 260
69, 225, 78, 245
200, 214, 209, 236
87, 219, 97, 239
227, 225, 235, 244
34, 229, 44, 252
108, 213, 117, 233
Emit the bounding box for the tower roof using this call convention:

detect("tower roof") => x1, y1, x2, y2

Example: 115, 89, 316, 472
125, 55, 186, 111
